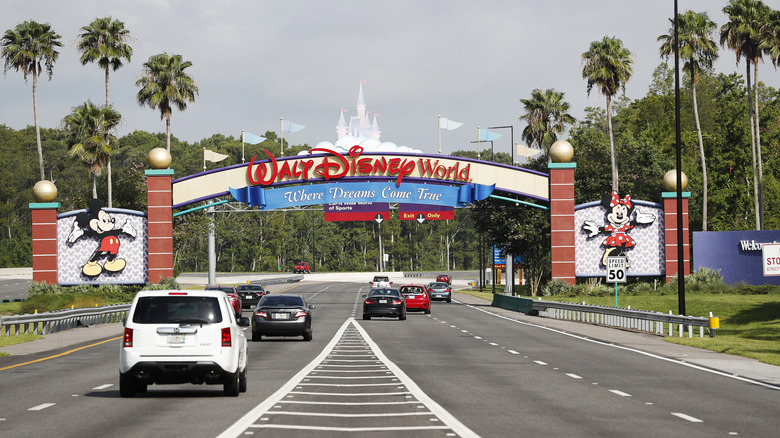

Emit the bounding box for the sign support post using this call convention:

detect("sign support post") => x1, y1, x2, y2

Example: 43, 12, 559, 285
607, 256, 627, 307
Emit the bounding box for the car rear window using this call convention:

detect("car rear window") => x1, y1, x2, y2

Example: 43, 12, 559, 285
369, 289, 401, 298
430, 283, 448, 288
401, 286, 423, 294
132, 296, 223, 324
205, 286, 235, 293
237, 285, 264, 291
260, 295, 304, 307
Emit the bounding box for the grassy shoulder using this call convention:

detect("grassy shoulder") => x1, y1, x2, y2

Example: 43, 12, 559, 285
510, 291, 780, 367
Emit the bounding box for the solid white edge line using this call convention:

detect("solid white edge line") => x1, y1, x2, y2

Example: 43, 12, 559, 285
461, 302, 780, 391
351, 320, 481, 438
217, 318, 352, 438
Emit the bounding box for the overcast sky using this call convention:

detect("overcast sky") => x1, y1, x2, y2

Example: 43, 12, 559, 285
2, 0, 780, 159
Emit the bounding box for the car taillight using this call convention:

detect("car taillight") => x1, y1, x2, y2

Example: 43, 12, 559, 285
446, 288, 451, 292
364, 299, 375, 305
392, 299, 403, 305
256, 310, 268, 318
427, 288, 433, 292
168, 292, 187, 295
123, 328, 133, 347
294, 310, 307, 318
221, 327, 231, 347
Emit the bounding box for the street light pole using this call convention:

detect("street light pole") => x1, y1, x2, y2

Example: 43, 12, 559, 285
488, 125, 514, 165
487, 124, 516, 293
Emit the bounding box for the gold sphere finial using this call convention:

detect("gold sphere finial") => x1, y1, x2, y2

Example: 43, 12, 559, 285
663, 170, 688, 191
148, 147, 172, 169
32, 180, 58, 202
549, 140, 574, 163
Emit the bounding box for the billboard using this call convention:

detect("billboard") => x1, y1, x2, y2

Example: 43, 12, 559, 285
693, 230, 780, 285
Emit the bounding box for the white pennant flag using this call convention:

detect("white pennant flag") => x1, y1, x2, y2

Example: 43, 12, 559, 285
204, 149, 229, 163
440, 117, 463, 131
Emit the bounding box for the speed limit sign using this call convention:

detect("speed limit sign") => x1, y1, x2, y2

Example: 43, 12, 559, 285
606, 256, 627, 283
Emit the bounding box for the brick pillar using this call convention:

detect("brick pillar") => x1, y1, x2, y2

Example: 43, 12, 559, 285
146, 169, 175, 283
663, 192, 691, 282
30, 203, 60, 284
548, 163, 576, 285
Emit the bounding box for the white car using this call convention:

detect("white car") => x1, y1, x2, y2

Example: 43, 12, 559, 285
119, 290, 250, 397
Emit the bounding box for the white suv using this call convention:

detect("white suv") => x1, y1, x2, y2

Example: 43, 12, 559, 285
119, 290, 249, 397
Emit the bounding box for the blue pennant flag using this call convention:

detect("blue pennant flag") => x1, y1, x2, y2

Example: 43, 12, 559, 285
479, 129, 502, 141
243, 131, 266, 145
282, 120, 305, 133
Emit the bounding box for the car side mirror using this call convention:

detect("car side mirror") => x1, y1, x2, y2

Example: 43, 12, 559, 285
361, 294, 367, 298
309, 304, 316, 310
238, 317, 250, 327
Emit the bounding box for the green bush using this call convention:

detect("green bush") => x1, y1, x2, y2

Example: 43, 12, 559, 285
541, 279, 572, 296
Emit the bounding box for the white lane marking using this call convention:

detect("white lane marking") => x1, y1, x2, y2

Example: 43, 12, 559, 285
462, 302, 780, 391
672, 412, 703, 423
92, 384, 113, 390
609, 390, 632, 397
28, 403, 55, 411
566, 373, 583, 379
488, 342, 498, 346
249, 425, 451, 432
474, 336, 482, 340
507, 350, 519, 355
269, 411, 433, 418
352, 320, 480, 438
533, 360, 547, 366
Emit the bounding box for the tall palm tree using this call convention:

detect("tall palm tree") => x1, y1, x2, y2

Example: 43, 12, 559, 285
659, 10, 719, 231
62, 101, 121, 199
519, 88, 576, 158
136, 53, 199, 152
761, 9, 780, 64
721, 0, 771, 230
1, 20, 62, 181
582, 36, 633, 192
77, 17, 133, 208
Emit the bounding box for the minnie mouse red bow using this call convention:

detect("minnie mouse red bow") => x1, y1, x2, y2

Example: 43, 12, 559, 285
609, 191, 631, 209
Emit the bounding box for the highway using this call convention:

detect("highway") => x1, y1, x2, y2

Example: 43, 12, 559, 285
1, 280, 779, 437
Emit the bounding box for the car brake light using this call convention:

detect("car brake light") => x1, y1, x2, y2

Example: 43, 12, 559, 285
123, 328, 133, 347
221, 327, 231, 347
294, 310, 307, 318
256, 310, 268, 318
168, 292, 187, 295
364, 299, 375, 305
392, 299, 403, 305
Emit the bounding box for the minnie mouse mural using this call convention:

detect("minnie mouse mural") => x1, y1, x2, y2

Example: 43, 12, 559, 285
582, 191, 656, 268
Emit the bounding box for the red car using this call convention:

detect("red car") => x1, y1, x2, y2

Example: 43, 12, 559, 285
399, 284, 430, 314
204, 285, 242, 317
294, 262, 311, 273
436, 274, 452, 285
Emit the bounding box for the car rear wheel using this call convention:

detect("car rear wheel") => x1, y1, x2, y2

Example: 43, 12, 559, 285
362, 314, 371, 320
224, 371, 240, 396
399, 311, 406, 321
252, 329, 262, 342
446, 297, 451, 303
424, 308, 431, 315
239, 366, 247, 393
119, 373, 137, 398
302, 329, 313, 341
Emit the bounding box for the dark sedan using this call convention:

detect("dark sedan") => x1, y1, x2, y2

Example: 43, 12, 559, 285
251, 294, 314, 341
235, 283, 266, 309
362, 288, 406, 321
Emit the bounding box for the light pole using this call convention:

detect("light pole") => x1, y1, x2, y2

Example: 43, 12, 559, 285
488, 125, 514, 165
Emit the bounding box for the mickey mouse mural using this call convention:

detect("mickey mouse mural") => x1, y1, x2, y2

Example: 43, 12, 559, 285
581, 191, 656, 268
67, 199, 138, 277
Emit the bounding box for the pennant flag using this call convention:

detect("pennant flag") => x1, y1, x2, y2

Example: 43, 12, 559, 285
479, 129, 502, 141
204, 149, 229, 163
243, 131, 266, 145
517, 144, 542, 158
440, 117, 463, 131
282, 120, 305, 133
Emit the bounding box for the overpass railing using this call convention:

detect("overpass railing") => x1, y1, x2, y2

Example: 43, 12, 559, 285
492, 294, 717, 338
0, 304, 130, 337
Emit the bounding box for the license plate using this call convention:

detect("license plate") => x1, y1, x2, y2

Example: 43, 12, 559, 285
167, 334, 186, 344
273, 312, 289, 319
379, 299, 387, 304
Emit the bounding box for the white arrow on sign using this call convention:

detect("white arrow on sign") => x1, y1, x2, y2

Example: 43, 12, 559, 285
374, 214, 384, 224
416, 214, 426, 224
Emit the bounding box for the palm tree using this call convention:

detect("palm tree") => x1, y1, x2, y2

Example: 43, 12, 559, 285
77, 17, 133, 208
136, 53, 199, 152
519, 88, 576, 158
582, 36, 633, 192
721, 0, 771, 230
62, 101, 121, 199
659, 10, 719, 231
761, 9, 780, 64
1, 20, 62, 181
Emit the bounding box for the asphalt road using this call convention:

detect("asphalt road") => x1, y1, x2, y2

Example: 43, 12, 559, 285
1, 281, 778, 437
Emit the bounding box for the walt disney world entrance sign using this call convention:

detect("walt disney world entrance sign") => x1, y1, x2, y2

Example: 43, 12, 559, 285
172, 146, 550, 213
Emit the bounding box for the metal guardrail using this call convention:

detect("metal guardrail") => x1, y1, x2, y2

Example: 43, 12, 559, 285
492, 294, 716, 338
0, 304, 130, 337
